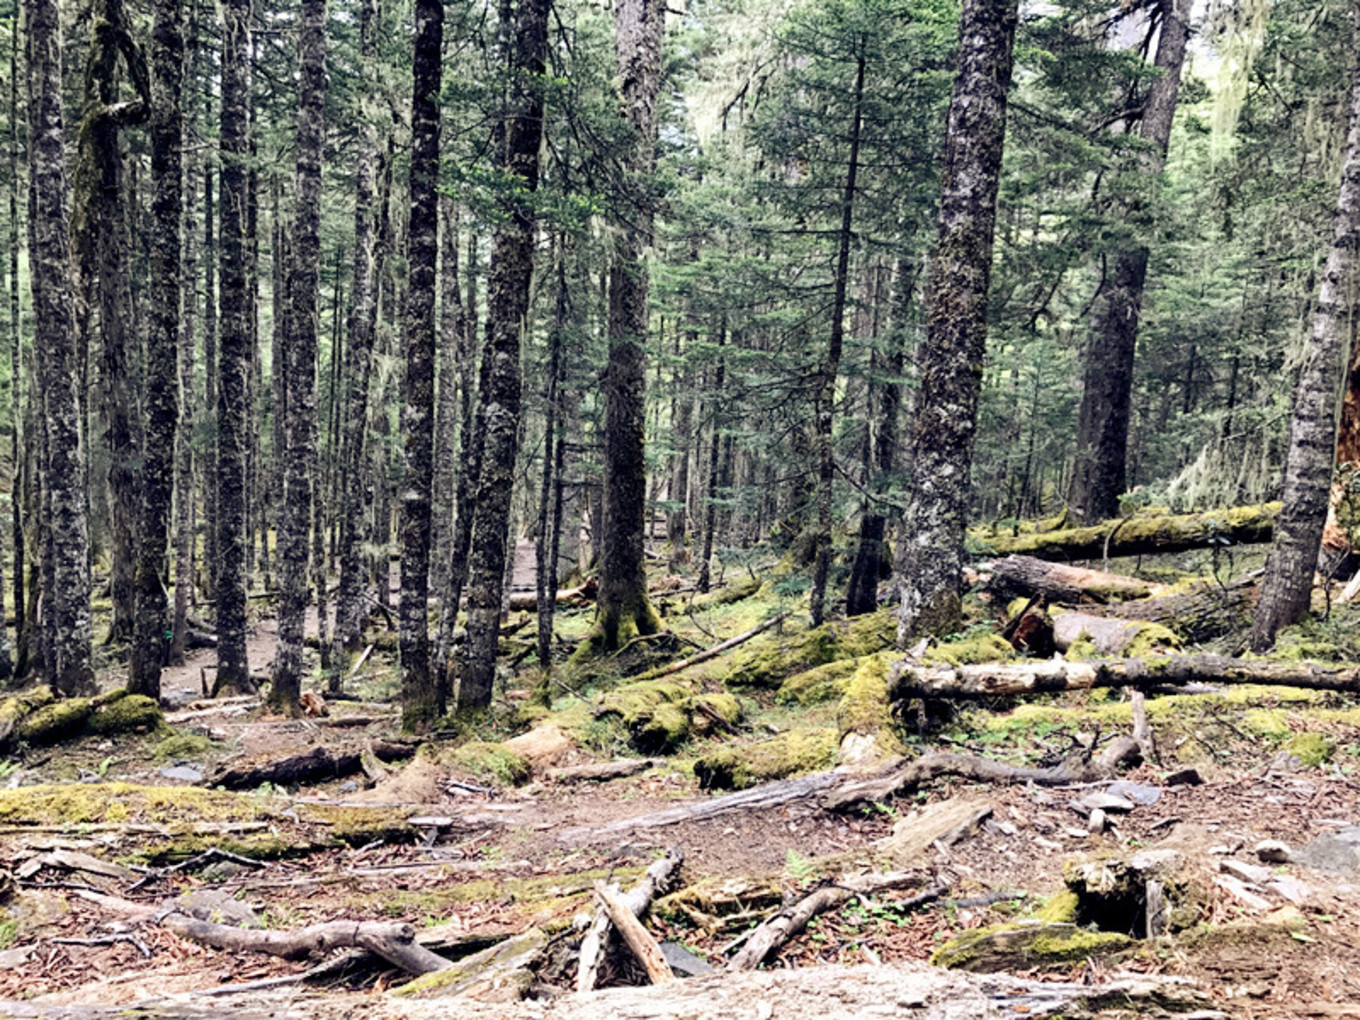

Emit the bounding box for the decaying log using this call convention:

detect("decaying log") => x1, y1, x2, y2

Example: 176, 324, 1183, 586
890, 653, 1360, 701
577, 849, 683, 991
207, 741, 417, 789
507, 581, 596, 612
0, 687, 164, 752
974, 503, 1278, 562
1051, 611, 1178, 656
985, 556, 1165, 603
728, 874, 946, 971
548, 758, 658, 783
1100, 574, 1257, 644
631, 612, 792, 683
592, 883, 675, 985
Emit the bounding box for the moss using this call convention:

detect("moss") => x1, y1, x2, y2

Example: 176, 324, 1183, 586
391, 928, 546, 999
596, 680, 696, 753
692, 727, 838, 790
923, 633, 1014, 667
972, 503, 1280, 557
836, 653, 904, 755
1243, 708, 1290, 739
1032, 891, 1079, 924
10, 689, 163, 746
1124, 623, 1181, 657
691, 576, 761, 609
153, 733, 217, 760
690, 692, 742, 736
1066, 636, 1099, 662
87, 694, 164, 735
445, 742, 531, 786
775, 659, 858, 706
0, 687, 55, 741
17, 698, 95, 744
1284, 731, 1334, 767
727, 609, 894, 689
931, 921, 1130, 971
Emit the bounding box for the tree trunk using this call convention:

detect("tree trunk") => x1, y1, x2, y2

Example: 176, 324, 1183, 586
201, 138, 218, 602
27, 0, 95, 696
1251, 3, 1360, 651
696, 331, 725, 594
809, 50, 865, 627
536, 236, 569, 673
454, 0, 549, 713
272, 0, 326, 715
398, 0, 442, 732
895, 0, 1018, 642
430, 197, 462, 638
985, 555, 1166, 604
596, 0, 666, 651
6, 15, 21, 681
170, 122, 198, 666
213, 0, 254, 696
131, 0, 184, 699
332, 0, 380, 665
1067, 0, 1192, 524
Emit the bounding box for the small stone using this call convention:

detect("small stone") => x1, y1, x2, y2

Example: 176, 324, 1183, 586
1266, 877, 1312, 905
1088, 808, 1107, 834
1078, 792, 1136, 814
1254, 840, 1292, 864
1164, 767, 1203, 787
1220, 859, 1274, 885
1065, 828, 1091, 839
660, 941, 714, 977
338, 780, 358, 794
1034, 837, 1063, 851
158, 765, 204, 783
1215, 875, 1271, 912
1106, 780, 1162, 805
1130, 849, 1182, 875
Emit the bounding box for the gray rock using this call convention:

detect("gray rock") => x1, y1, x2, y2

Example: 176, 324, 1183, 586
1129, 849, 1183, 876
158, 765, 204, 783
1254, 840, 1292, 864
1266, 877, 1312, 905
1220, 859, 1274, 886
1088, 807, 1107, 834
1294, 834, 1360, 873
661, 941, 715, 977
1106, 781, 1162, 805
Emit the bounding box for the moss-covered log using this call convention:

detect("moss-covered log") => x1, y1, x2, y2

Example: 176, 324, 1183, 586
1051, 611, 1180, 658
890, 653, 1360, 701
692, 728, 837, 790
0, 687, 163, 752
1101, 575, 1257, 644
206, 740, 417, 789
971, 503, 1279, 562
985, 555, 1165, 603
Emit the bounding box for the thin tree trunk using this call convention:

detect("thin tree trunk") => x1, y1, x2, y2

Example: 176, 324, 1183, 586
696, 329, 725, 594
536, 235, 568, 672
27, 0, 95, 695
131, 0, 183, 698
809, 49, 865, 627
213, 0, 254, 695
201, 138, 217, 602
455, 0, 549, 713
272, 0, 326, 715
1067, 0, 1192, 524
596, 0, 665, 650
332, 0, 380, 665
431, 196, 462, 663
170, 97, 199, 666
895, 0, 1018, 642
4, 12, 20, 681
398, 0, 443, 731
1250, 3, 1360, 651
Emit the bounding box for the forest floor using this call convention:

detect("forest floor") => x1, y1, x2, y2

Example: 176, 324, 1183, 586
5, 538, 1360, 1017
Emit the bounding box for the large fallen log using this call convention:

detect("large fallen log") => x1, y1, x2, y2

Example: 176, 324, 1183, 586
0, 687, 163, 752
985, 556, 1166, 603
1050, 610, 1179, 656
890, 653, 1360, 701
577, 849, 683, 991
1100, 574, 1257, 644
207, 741, 418, 789
972, 503, 1279, 562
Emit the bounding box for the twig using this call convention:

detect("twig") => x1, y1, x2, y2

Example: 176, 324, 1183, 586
631, 612, 792, 683
52, 934, 153, 957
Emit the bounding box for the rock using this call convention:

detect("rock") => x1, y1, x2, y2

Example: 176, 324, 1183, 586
1129, 849, 1183, 876
1294, 833, 1360, 873
1214, 875, 1271, 912
159, 765, 205, 783
1254, 840, 1292, 864
661, 940, 715, 977
169, 888, 262, 928
1164, 767, 1203, 786
1220, 859, 1274, 886
1105, 780, 1162, 805
1088, 807, 1107, 834
1266, 877, 1312, 905
1078, 791, 1136, 813
0, 946, 30, 969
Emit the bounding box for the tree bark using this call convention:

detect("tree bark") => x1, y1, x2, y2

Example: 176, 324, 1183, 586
201, 134, 218, 602
1067, 0, 1192, 524
696, 330, 725, 594
213, 0, 254, 696
272, 0, 326, 715
5, 15, 21, 681
985, 555, 1165, 604
1251, 5, 1360, 650
595, 0, 667, 651
895, 0, 1018, 642
333, 0, 381, 666
27, 0, 96, 696
536, 236, 569, 673
455, 0, 549, 713
430, 197, 462, 641
398, 0, 442, 731
809, 49, 865, 627
131, 0, 183, 699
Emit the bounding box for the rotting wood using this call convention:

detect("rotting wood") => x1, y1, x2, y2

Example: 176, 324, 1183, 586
1051, 611, 1178, 656
974, 504, 1279, 562
984, 555, 1165, 603
577, 848, 682, 991
206, 740, 416, 789
729, 874, 947, 971
592, 882, 675, 984
630, 612, 791, 683
548, 758, 658, 783
1099, 573, 1258, 644
889, 653, 1360, 701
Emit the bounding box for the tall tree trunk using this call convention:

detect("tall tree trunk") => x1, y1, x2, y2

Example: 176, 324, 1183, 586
809, 48, 865, 627
1250, 5, 1360, 651
455, 0, 549, 713
170, 95, 198, 667
398, 0, 443, 731
332, 0, 381, 665
431, 196, 462, 680
535, 234, 569, 673
272, 0, 326, 714
1067, 0, 1191, 524
596, 0, 665, 650
213, 0, 254, 695
895, 0, 1018, 643
130, 0, 183, 698
27, 0, 95, 695
201, 141, 218, 601
696, 329, 725, 594
5, 12, 21, 681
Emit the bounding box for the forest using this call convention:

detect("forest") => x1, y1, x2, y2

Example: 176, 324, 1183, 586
3, 0, 1360, 1015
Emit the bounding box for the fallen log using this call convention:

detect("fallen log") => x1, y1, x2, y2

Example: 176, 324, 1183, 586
631, 611, 792, 684
889, 653, 1360, 701
1050, 611, 1179, 657
206, 740, 417, 789
728, 874, 946, 971
548, 758, 658, 783
577, 848, 683, 991
1100, 573, 1257, 644
593, 882, 675, 985
985, 556, 1166, 603
972, 503, 1279, 563
0, 687, 164, 753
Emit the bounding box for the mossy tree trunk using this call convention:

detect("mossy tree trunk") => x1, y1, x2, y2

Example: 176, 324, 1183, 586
272, 0, 327, 715
213, 0, 254, 696
535, 234, 570, 673
455, 0, 549, 713
596, 0, 666, 651
1251, 3, 1360, 651
895, 0, 1019, 643
5, 17, 20, 682
696, 328, 726, 595
398, 0, 442, 731
130, 0, 184, 699
430, 195, 462, 673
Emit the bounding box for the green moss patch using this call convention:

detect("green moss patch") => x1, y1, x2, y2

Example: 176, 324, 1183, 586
837, 654, 903, 755
153, 733, 218, 760
443, 742, 531, 786
692, 728, 837, 790
923, 633, 1015, 667
776, 659, 859, 706
726, 610, 894, 689
931, 921, 1130, 971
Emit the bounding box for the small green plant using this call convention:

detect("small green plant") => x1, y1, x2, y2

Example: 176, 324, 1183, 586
785, 848, 816, 880
0, 920, 16, 949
